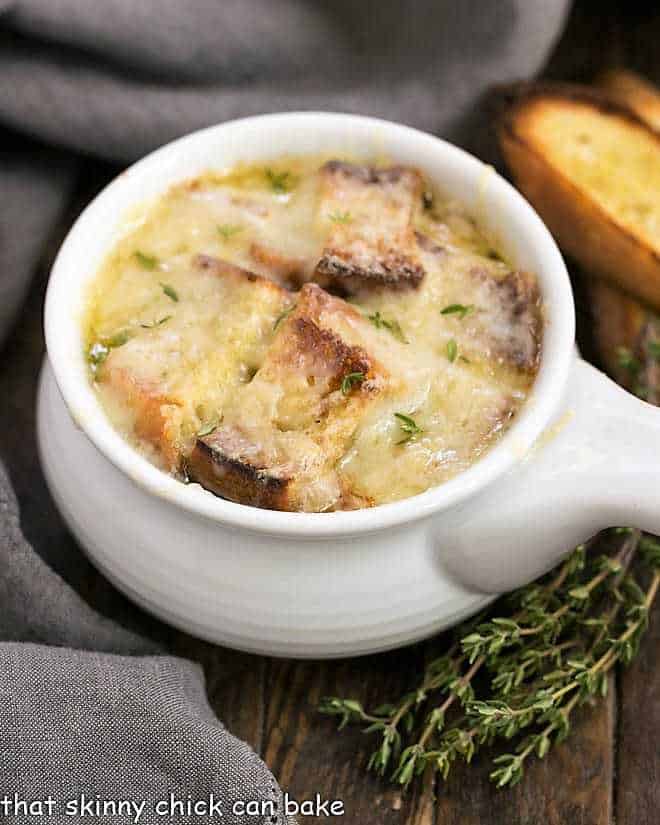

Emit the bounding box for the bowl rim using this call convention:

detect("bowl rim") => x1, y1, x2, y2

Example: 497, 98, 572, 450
44, 111, 575, 539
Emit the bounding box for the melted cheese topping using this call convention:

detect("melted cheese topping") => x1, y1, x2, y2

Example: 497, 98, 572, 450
84, 155, 542, 510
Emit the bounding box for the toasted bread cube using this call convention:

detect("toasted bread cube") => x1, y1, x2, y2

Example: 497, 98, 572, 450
192, 253, 292, 297
315, 161, 425, 294
415, 232, 541, 371
470, 267, 541, 371
101, 367, 183, 472
97, 256, 292, 471
186, 283, 388, 511
188, 426, 292, 510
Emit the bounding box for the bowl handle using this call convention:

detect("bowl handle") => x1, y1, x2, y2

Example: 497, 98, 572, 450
436, 356, 660, 594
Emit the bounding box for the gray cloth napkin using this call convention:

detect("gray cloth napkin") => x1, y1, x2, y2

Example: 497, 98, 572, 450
0, 1, 570, 821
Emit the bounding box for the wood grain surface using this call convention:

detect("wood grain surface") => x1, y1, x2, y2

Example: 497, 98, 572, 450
0, 2, 658, 823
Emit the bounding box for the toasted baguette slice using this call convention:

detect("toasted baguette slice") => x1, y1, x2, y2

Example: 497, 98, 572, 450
585, 72, 660, 400
598, 69, 660, 132
587, 277, 660, 403
499, 85, 660, 309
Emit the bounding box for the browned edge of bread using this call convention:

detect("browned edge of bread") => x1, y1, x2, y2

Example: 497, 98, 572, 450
597, 68, 660, 133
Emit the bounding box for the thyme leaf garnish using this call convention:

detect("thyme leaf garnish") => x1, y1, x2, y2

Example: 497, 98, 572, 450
197, 419, 219, 438
328, 210, 353, 224
87, 330, 130, 371
446, 339, 458, 362
617, 346, 640, 374
647, 340, 660, 362
341, 372, 365, 395
394, 412, 423, 444
441, 303, 474, 319
217, 224, 243, 241
367, 311, 408, 344
160, 283, 179, 302
273, 305, 294, 330
140, 316, 172, 329
134, 251, 159, 270
265, 168, 294, 194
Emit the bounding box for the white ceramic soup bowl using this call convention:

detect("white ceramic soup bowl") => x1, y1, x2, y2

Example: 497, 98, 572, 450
40, 113, 660, 658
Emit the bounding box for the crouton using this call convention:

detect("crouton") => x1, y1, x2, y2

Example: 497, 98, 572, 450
186, 283, 388, 511
314, 160, 426, 294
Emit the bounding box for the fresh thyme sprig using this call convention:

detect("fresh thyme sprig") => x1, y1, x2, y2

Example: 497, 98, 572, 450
320, 529, 660, 790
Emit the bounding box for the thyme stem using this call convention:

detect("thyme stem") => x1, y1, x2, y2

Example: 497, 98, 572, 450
320, 530, 660, 790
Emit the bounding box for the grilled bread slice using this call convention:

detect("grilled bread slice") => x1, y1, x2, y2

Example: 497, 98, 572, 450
585, 72, 660, 400
598, 69, 660, 132
499, 85, 660, 309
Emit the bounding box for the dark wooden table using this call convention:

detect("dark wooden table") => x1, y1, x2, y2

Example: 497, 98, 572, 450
1, 2, 659, 822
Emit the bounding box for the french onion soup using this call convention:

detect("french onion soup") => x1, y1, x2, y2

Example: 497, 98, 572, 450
84, 156, 542, 511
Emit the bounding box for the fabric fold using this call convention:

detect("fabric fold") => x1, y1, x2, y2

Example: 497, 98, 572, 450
0, 460, 292, 824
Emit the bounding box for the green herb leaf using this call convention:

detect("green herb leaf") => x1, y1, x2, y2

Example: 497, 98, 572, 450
140, 315, 172, 329
103, 330, 129, 349
617, 346, 640, 374
367, 311, 408, 344
87, 329, 129, 371
87, 342, 109, 367
273, 305, 294, 330
441, 303, 474, 319
197, 419, 219, 437
134, 251, 159, 270
341, 371, 365, 395
217, 224, 242, 241
446, 339, 458, 362
328, 210, 353, 224
265, 167, 293, 194
160, 283, 179, 302
394, 412, 423, 444
648, 340, 660, 361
